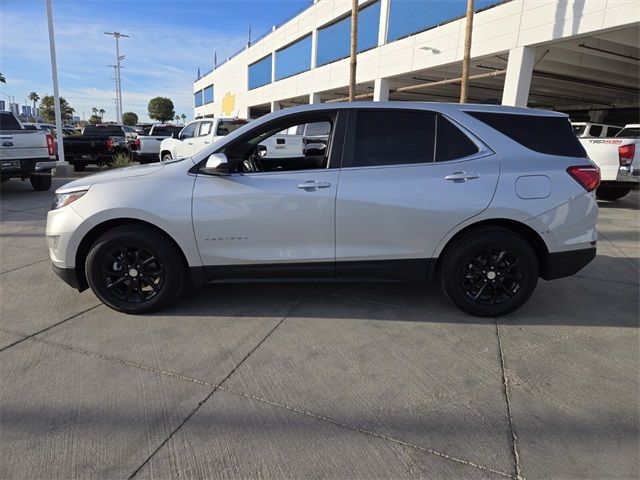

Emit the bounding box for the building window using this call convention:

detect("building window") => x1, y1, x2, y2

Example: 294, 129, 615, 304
194, 90, 203, 108
387, 0, 500, 43
248, 54, 272, 90
203, 85, 214, 104
275, 34, 312, 81
316, 1, 381, 67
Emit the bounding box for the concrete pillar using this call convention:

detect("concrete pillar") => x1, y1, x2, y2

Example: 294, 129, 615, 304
501, 46, 535, 107
271, 100, 281, 112
377, 0, 391, 46
271, 53, 276, 83
309, 92, 322, 104
589, 110, 607, 123
373, 78, 390, 102
311, 29, 318, 69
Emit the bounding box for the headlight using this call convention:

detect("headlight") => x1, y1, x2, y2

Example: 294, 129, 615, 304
51, 190, 87, 210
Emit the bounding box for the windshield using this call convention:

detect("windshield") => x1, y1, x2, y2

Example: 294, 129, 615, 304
615, 127, 640, 138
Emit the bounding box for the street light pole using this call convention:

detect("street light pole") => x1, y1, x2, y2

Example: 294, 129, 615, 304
108, 64, 120, 121
45, 0, 69, 169
104, 32, 129, 123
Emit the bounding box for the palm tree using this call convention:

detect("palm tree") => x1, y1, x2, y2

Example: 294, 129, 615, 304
92, 107, 98, 117
28, 92, 39, 117
99, 108, 105, 120
180, 113, 186, 124
175, 115, 180, 123
0, 72, 5, 84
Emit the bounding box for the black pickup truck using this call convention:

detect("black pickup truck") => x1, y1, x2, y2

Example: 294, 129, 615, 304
63, 125, 131, 171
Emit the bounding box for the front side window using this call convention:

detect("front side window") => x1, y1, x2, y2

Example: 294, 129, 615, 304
347, 110, 436, 167
180, 122, 197, 140
199, 121, 212, 137
223, 115, 335, 174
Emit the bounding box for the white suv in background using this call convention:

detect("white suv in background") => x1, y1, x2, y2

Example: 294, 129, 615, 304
46, 103, 599, 317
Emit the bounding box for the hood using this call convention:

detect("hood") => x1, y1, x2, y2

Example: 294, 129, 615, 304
56, 163, 165, 193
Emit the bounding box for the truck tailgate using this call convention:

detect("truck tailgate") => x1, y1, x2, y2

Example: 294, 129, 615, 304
0, 130, 48, 160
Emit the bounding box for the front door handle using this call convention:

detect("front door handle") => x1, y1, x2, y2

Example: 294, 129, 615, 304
445, 171, 480, 182
297, 180, 331, 191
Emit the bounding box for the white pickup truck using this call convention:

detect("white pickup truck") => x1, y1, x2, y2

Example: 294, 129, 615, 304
132, 124, 183, 164
0, 111, 57, 191
578, 124, 639, 200
159, 118, 248, 161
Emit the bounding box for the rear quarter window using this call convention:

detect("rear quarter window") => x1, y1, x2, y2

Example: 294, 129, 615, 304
467, 111, 587, 157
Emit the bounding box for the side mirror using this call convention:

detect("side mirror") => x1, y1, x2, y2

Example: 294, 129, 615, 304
257, 144, 268, 157
304, 143, 326, 157
202, 153, 229, 175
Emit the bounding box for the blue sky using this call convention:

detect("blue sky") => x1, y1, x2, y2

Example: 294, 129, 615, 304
0, 0, 312, 122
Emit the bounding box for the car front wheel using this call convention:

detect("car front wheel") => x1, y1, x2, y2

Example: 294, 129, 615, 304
440, 227, 538, 317
85, 224, 186, 314
161, 153, 172, 162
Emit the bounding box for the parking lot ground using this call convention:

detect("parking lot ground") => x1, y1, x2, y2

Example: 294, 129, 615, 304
1, 175, 638, 479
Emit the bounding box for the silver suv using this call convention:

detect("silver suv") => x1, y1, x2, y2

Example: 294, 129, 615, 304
46, 103, 599, 317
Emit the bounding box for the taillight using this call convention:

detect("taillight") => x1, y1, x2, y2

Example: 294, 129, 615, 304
106, 137, 113, 151
567, 165, 600, 192
618, 144, 635, 166
134, 138, 140, 150
46, 133, 55, 156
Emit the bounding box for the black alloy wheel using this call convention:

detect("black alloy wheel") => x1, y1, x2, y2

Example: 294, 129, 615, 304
440, 227, 538, 317
86, 224, 185, 313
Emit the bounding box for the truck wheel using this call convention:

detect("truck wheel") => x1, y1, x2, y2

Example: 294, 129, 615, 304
30, 175, 52, 191
72, 163, 85, 172
161, 152, 172, 162
440, 227, 538, 317
85, 224, 186, 314
596, 186, 631, 201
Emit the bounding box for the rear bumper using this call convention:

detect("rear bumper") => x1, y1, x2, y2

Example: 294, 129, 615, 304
616, 165, 640, 185
541, 247, 596, 280
0, 158, 55, 177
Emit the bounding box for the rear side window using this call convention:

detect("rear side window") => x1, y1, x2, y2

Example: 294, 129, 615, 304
435, 115, 478, 162
467, 112, 586, 157
349, 110, 436, 167
588, 125, 603, 137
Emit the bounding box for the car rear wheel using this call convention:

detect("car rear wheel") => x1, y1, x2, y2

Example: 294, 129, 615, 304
162, 153, 172, 162
596, 186, 631, 201
30, 174, 52, 191
86, 224, 186, 314
440, 227, 538, 317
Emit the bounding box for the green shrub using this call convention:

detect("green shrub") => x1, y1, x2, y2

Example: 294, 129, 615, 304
109, 152, 132, 169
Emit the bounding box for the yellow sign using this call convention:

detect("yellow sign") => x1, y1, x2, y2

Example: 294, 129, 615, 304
221, 92, 236, 116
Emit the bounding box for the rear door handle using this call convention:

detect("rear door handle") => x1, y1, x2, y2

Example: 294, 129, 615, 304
297, 180, 331, 191
445, 171, 480, 182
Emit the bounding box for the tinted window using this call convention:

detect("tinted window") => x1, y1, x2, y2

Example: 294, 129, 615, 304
588, 125, 603, 137
194, 90, 203, 107
305, 121, 331, 137
616, 127, 640, 138
217, 120, 248, 136
435, 115, 478, 162
387, 0, 499, 42
0, 113, 22, 130
316, 1, 381, 67
203, 85, 214, 104
82, 126, 124, 136
349, 110, 435, 167
607, 127, 622, 137
23, 124, 37, 130
248, 55, 272, 90
467, 112, 587, 157
180, 122, 197, 139
275, 35, 312, 80
151, 126, 181, 136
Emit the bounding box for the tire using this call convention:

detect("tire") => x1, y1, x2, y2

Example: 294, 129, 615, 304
596, 186, 631, 201
161, 152, 172, 162
72, 163, 86, 172
440, 227, 539, 317
30, 175, 52, 191
85, 224, 186, 314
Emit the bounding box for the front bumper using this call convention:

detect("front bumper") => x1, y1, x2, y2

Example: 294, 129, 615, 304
52, 263, 82, 289
541, 247, 596, 280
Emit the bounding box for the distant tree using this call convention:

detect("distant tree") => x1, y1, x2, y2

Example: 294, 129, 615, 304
174, 115, 180, 123
28, 92, 40, 114
122, 111, 138, 126
39, 95, 75, 123
92, 107, 98, 117
180, 113, 186, 124
99, 108, 105, 119
88, 114, 102, 125
147, 97, 175, 123
0, 72, 5, 83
